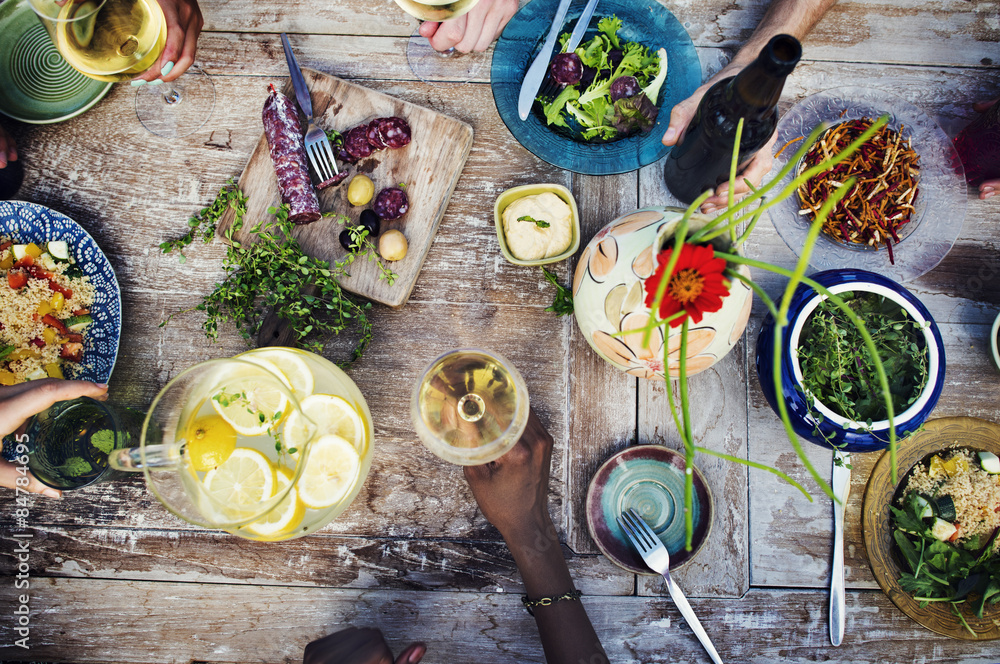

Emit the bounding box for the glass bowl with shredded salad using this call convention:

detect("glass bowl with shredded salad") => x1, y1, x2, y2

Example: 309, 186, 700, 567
768, 86, 967, 283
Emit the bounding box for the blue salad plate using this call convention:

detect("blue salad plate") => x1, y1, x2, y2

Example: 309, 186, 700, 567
491, 0, 702, 175
0, 200, 122, 384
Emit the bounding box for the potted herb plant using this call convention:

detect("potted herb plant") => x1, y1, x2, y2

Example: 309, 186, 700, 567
755, 268, 946, 453
572, 116, 911, 548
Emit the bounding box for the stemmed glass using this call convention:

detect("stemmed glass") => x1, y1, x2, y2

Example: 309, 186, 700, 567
411, 348, 530, 465
28, 0, 214, 137
392, 0, 489, 83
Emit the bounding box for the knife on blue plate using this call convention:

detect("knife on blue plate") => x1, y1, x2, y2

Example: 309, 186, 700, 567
518, 0, 600, 121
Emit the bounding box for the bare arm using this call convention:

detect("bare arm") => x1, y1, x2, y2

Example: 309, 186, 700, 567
464, 410, 608, 664
663, 0, 839, 212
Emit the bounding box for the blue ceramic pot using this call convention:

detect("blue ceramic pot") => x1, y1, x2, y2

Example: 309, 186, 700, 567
755, 269, 946, 452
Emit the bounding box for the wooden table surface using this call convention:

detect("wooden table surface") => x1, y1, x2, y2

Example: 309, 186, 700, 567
1, 0, 999, 662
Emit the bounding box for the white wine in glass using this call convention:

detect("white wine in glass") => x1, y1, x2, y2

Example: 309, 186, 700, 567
53, 0, 166, 82
412, 349, 530, 466
393, 0, 480, 22
29, 0, 215, 138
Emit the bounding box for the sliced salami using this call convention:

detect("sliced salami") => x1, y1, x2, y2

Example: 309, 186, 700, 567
373, 187, 409, 220
378, 117, 412, 149
339, 147, 357, 164
344, 125, 373, 161
317, 171, 349, 189
366, 119, 387, 150
262, 84, 320, 225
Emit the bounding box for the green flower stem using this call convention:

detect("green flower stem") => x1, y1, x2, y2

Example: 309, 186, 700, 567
727, 119, 744, 243
690, 116, 889, 247
679, 318, 694, 550
694, 445, 810, 497
717, 251, 900, 487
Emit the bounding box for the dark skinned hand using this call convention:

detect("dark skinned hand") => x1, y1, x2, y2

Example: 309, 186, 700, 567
302, 627, 425, 664
463, 408, 554, 545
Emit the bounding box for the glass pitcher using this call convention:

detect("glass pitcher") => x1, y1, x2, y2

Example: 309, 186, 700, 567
110, 349, 374, 541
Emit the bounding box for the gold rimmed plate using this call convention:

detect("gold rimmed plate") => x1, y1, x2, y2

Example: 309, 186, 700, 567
862, 416, 1000, 640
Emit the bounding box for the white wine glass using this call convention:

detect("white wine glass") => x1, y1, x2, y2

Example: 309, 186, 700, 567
393, 0, 488, 84
28, 0, 214, 138
411, 348, 530, 465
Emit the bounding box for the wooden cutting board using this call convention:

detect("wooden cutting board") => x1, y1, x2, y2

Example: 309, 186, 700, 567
217, 68, 474, 308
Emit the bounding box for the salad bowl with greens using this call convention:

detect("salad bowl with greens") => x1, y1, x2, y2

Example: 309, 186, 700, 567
490, 0, 701, 175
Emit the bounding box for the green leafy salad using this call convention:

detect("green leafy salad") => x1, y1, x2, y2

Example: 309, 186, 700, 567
891, 448, 1000, 633
539, 16, 667, 142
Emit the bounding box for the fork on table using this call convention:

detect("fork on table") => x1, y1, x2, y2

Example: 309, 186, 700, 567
617, 508, 724, 664
280, 33, 340, 184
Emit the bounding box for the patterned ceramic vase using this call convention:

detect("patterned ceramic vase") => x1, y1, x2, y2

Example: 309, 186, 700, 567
573, 207, 753, 380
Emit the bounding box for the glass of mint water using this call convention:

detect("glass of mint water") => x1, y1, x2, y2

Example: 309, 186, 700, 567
26, 397, 145, 490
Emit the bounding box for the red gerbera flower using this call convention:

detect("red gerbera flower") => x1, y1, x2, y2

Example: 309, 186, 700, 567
643, 243, 730, 327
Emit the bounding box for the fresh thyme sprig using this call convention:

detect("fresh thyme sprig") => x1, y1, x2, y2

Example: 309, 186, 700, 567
327, 213, 397, 285
541, 267, 573, 316
160, 183, 378, 366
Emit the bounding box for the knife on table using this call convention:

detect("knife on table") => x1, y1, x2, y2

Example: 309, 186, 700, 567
830, 449, 851, 646
517, 0, 574, 121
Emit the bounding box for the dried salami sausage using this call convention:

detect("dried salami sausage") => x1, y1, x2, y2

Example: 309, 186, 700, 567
378, 117, 412, 149
262, 84, 320, 224
344, 125, 373, 162
366, 119, 387, 150
317, 171, 349, 189
373, 187, 409, 220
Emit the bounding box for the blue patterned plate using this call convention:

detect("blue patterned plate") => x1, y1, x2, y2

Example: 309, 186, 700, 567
0, 200, 122, 384
586, 444, 712, 573
490, 0, 702, 175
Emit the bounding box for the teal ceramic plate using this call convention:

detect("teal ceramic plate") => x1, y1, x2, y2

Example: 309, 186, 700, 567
586, 444, 712, 573
0, 0, 112, 124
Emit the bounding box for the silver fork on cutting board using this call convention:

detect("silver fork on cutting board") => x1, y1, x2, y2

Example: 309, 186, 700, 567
280, 33, 339, 183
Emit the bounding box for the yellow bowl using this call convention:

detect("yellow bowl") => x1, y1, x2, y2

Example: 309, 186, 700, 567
494, 184, 581, 266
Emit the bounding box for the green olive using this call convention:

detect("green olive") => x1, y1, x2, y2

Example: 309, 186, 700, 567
379, 230, 408, 261
347, 175, 375, 206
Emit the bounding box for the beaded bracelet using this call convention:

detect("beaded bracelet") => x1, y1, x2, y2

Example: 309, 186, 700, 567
521, 589, 583, 616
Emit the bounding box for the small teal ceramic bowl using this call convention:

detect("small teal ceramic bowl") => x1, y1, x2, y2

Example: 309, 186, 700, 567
586, 445, 712, 573
755, 269, 946, 453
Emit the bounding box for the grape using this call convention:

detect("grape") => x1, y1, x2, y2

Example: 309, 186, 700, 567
550, 53, 583, 85
609, 76, 640, 102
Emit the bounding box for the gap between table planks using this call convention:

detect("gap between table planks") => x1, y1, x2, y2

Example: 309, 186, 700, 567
216, 68, 473, 308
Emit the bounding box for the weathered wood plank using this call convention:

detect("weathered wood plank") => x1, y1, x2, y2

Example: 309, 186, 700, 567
566, 173, 640, 554
0, 527, 632, 595
631, 156, 751, 599
193, 0, 1000, 69
0, 580, 995, 663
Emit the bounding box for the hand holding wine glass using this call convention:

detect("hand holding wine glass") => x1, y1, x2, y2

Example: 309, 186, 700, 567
129, 0, 204, 84
417, 0, 517, 54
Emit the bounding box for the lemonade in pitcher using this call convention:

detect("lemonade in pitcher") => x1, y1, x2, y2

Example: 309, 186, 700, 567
113, 348, 373, 541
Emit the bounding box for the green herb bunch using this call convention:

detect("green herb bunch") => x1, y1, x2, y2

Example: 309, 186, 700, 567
160, 180, 394, 365
798, 292, 928, 426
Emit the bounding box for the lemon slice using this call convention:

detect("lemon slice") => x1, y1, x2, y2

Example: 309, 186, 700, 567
240, 349, 315, 398
211, 374, 288, 437
186, 414, 237, 472
283, 394, 366, 453
245, 469, 305, 538
297, 435, 361, 510
202, 448, 276, 509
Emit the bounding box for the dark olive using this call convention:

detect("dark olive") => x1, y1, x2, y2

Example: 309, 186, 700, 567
359, 209, 381, 236
339, 228, 355, 252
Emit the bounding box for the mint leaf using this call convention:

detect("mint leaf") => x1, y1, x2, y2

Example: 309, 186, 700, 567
90, 429, 115, 454
60, 456, 91, 477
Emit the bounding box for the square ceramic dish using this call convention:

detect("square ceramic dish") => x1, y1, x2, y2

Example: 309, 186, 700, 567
494, 183, 580, 266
